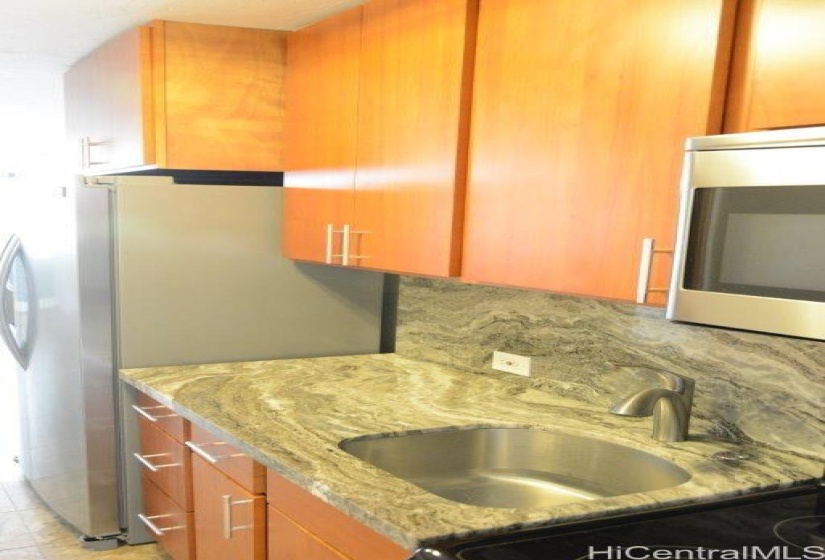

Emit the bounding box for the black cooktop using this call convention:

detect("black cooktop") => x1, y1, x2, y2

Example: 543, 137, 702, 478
413, 485, 825, 560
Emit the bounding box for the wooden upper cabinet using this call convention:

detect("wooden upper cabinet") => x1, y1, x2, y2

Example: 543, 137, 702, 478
283, 0, 476, 277
461, 0, 735, 303
64, 26, 150, 173
282, 7, 362, 263
725, 0, 825, 132
64, 20, 286, 174
351, 0, 476, 276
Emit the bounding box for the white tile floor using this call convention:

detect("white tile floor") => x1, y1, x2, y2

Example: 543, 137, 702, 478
0, 352, 169, 560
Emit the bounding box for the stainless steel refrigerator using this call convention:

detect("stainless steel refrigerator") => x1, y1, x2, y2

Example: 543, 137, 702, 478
0, 175, 386, 546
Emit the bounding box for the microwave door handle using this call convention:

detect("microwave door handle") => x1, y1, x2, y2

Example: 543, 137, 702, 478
0, 236, 29, 368
636, 238, 674, 304
636, 238, 655, 304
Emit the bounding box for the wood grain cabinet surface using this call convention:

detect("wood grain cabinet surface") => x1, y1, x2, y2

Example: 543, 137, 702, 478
461, 0, 736, 304
192, 455, 267, 560
134, 391, 190, 443
283, 0, 477, 277
186, 423, 266, 495
267, 506, 348, 560
141, 475, 196, 560
64, 20, 286, 174
282, 7, 362, 265
266, 469, 409, 560
725, 0, 825, 131
136, 417, 194, 511
134, 394, 195, 560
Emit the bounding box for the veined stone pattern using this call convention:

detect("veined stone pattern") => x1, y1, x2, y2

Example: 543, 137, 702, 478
395, 276, 825, 460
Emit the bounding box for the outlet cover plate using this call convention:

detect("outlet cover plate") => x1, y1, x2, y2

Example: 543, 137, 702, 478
492, 351, 531, 377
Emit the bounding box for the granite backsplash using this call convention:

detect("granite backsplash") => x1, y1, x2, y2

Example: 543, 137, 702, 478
395, 276, 824, 462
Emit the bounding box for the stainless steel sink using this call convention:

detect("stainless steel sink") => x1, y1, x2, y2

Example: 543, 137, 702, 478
339, 427, 691, 509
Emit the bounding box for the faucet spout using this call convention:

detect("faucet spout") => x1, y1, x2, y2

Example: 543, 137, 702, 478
608, 370, 695, 442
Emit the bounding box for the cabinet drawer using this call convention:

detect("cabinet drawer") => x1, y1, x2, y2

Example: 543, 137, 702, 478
140, 475, 195, 560
137, 416, 193, 510
268, 506, 347, 560
187, 423, 265, 494
267, 470, 409, 560
134, 392, 190, 443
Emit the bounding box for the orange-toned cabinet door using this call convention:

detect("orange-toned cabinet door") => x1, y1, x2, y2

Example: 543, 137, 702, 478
352, 0, 476, 276
159, 21, 287, 171
139, 476, 196, 560
64, 21, 286, 174
267, 469, 409, 560
462, 0, 733, 303
267, 506, 347, 560
282, 7, 361, 264
193, 455, 266, 560
64, 26, 151, 173
725, 0, 825, 132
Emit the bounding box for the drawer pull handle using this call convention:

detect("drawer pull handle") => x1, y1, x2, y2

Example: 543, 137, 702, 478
138, 513, 183, 536
348, 227, 370, 262
133, 453, 179, 472
80, 137, 110, 168
132, 404, 178, 422
326, 224, 351, 265
325, 224, 369, 265
636, 238, 673, 304
222, 495, 254, 539
325, 224, 336, 264
185, 441, 230, 463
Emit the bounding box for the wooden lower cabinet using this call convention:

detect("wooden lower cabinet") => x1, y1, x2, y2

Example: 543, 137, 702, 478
140, 476, 196, 560
134, 389, 405, 560
136, 417, 193, 510
135, 401, 195, 560
268, 507, 347, 560
266, 469, 409, 560
192, 455, 267, 560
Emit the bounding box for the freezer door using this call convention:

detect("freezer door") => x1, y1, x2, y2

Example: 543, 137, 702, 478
0, 234, 33, 368
16, 184, 120, 539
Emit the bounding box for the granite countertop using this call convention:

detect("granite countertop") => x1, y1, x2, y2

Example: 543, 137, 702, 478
120, 353, 823, 551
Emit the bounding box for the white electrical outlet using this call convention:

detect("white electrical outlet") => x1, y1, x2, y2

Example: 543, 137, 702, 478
492, 351, 531, 377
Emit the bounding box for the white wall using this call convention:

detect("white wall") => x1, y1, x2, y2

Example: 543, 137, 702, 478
0, 69, 65, 192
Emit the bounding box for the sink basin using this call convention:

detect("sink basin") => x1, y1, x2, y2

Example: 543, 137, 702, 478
340, 427, 691, 509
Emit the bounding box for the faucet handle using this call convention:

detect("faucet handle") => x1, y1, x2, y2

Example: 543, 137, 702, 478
656, 370, 695, 395
607, 363, 694, 394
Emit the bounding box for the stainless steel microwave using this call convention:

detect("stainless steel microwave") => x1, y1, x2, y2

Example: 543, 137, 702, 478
667, 127, 825, 340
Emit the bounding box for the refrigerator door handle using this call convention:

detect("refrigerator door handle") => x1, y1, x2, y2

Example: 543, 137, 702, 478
0, 235, 29, 368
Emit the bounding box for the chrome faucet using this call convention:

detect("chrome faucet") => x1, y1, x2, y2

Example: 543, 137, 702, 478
608, 369, 695, 442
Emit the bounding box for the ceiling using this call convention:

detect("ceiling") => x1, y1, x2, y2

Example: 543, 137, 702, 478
2, 0, 366, 76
